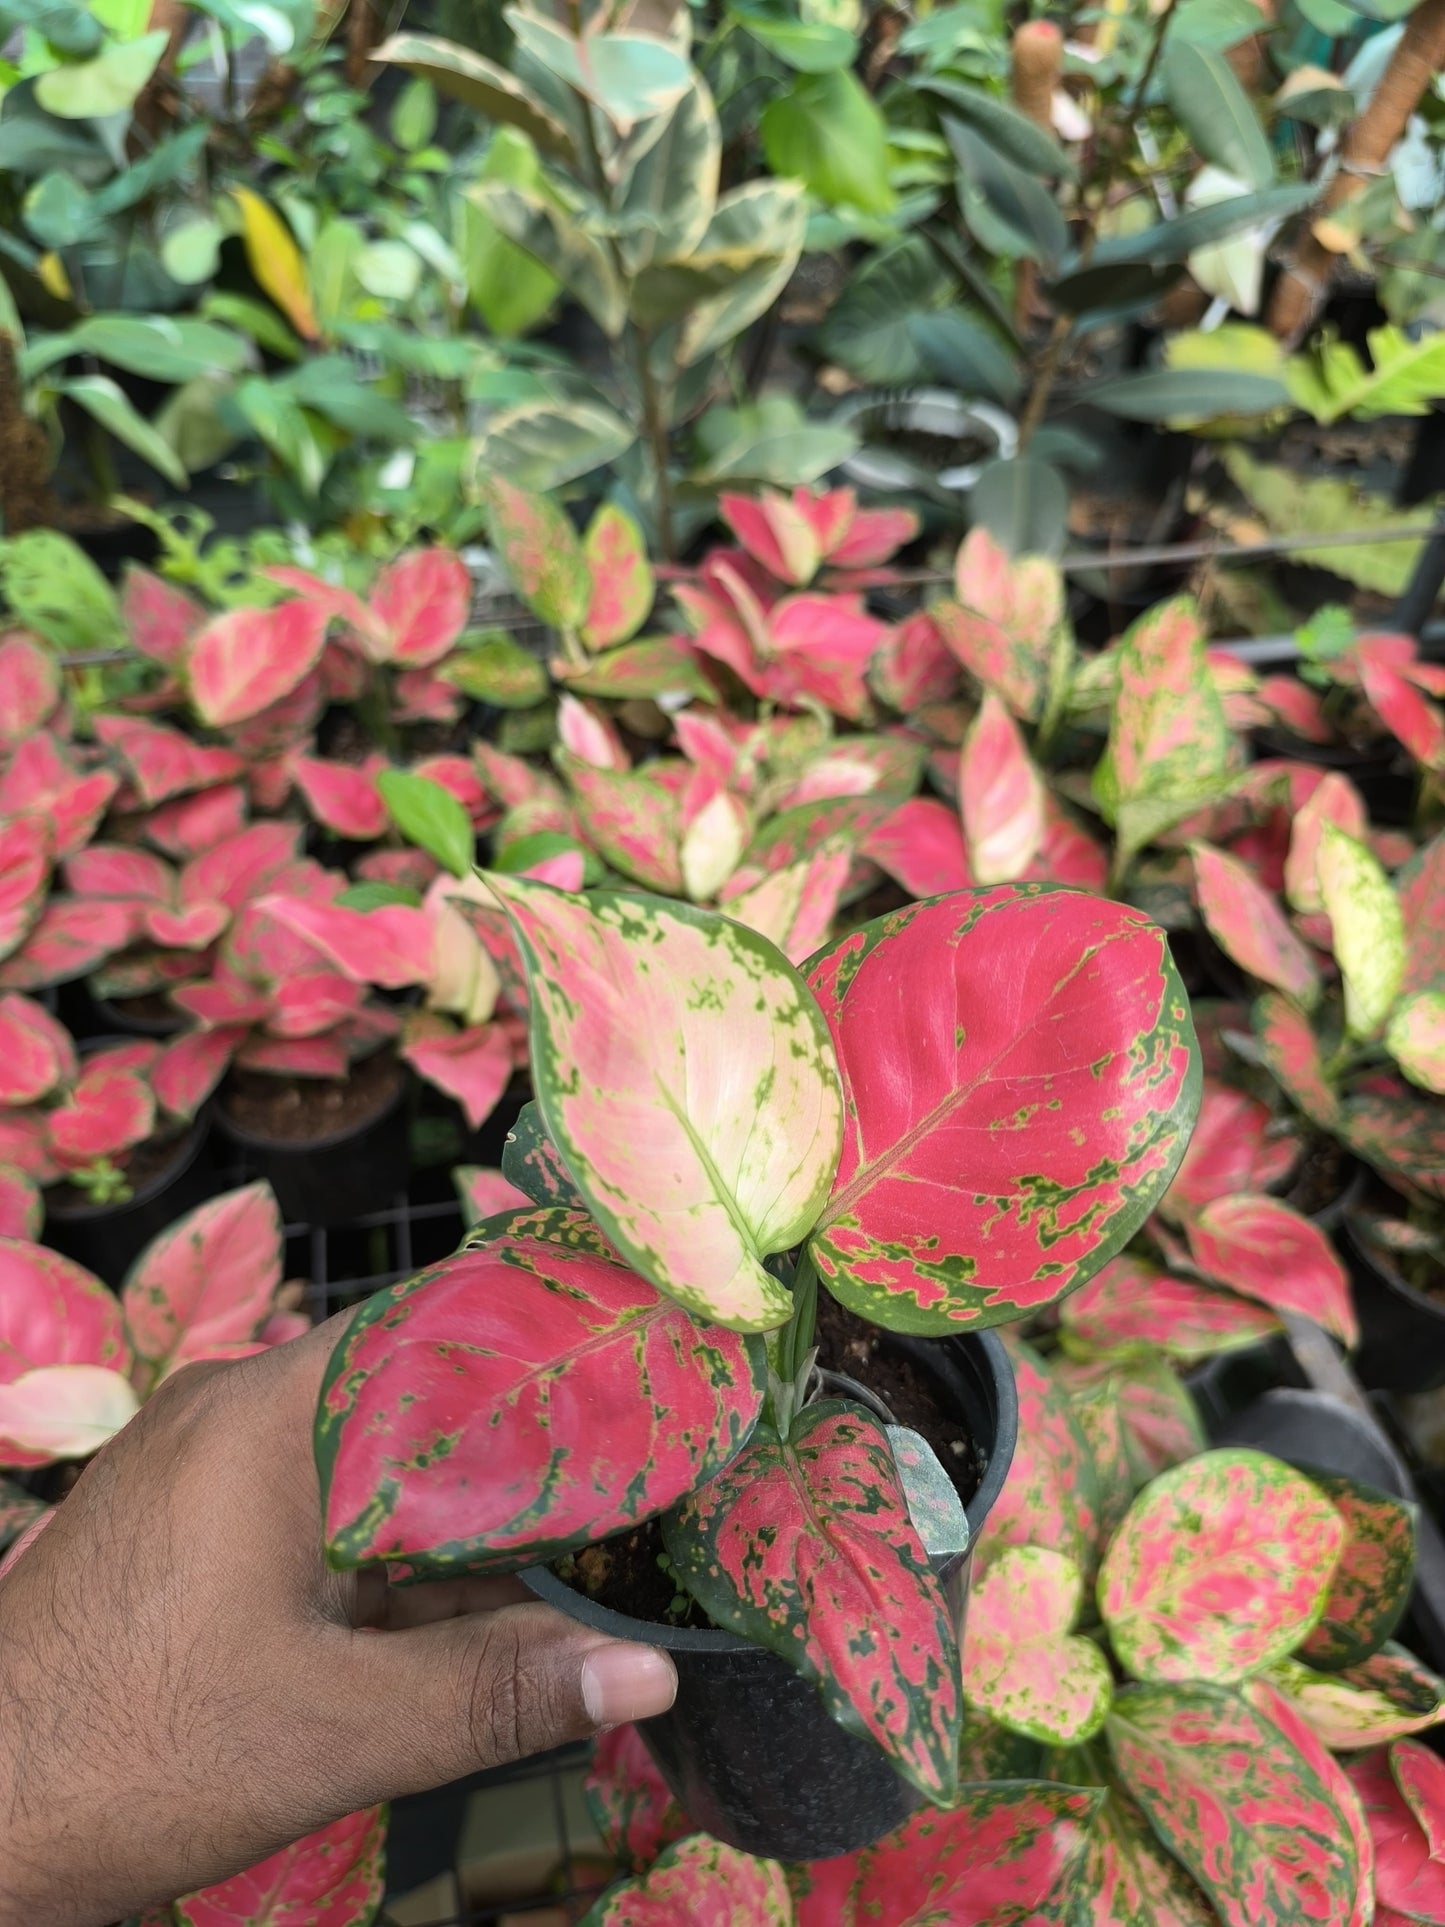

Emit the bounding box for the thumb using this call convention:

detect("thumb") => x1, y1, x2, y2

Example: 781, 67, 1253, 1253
340, 1601, 677, 1799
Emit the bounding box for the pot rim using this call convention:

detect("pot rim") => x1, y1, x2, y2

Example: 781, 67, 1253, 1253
521, 1327, 1017, 1653
1344, 1214, 1445, 1323
213, 1056, 407, 1156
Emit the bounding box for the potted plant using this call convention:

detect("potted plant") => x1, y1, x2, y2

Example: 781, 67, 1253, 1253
310, 872, 1199, 1861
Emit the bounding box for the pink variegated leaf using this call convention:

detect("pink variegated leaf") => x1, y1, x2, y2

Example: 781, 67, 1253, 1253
1386, 990, 1445, 1093
153, 1026, 239, 1120
1109, 1680, 1367, 1927
453, 1164, 531, 1228
260, 896, 434, 991
219, 666, 323, 761
1285, 773, 1368, 916
370, 548, 471, 667
1027, 803, 1110, 893
0, 991, 76, 1103
1063, 1355, 1206, 1488
479, 475, 590, 633
1165, 1078, 1298, 1217
319, 1208, 765, 1573
121, 567, 204, 666
558, 694, 628, 771
239, 1034, 350, 1078
664, 1399, 960, 1800
869, 611, 959, 713
0, 1239, 130, 1465
1099, 1448, 1345, 1683
1057, 1364, 1136, 1543
830, 501, 918, 570
1269, 1647, 1445, 1749
143, 784, 248, 859
174, 968, 270, 1028
982, 1339, 1101, 1575
487, 874, 841, 1330
1300, 1471, 1416, 1672
64, 843, 171, 904
936, 529, 1067, 722
1059, 1253, 1279, 1363
860, 797, 970, 898
355, 848, 438, 893
0, 633, 59, 744
264, 565, 371, 634
401, 1018, 511, 1129
6, 759, 116, 864
559, 753, 683, 894
960, 692, 1044, 883
0, 897, 137, 989
1070, 1778, 1217, 1927
720, 488, 823, 584
396, 664, 466, 724
291, 756, 389, 840
1348, 1742, 1445, 1926
93, 714, 243, 807
1343, 1079, 1445, 1200
806, 888, 1199, 1334
1184, 1193, 1356, 1345
1192, 844, 1319, 1006
172, 1804, 385, 1927
0, 1166, 40, 1241
588, 1834, 790, 1926
473, 740, 563, 811
1108, 601, 1232, 864
1244, 1676, 1375, 1927
794, 1780, 1100, 1927
582, 502, 653, 649
767, 592, 886, 724
584, 1725, 693, 1875
1361, 654, 1445, 770
181, 822, 302, 916
678, 780, 748, 902
187, 600, 330, 727
1399, 828, 1445, 999
500, 1102, 585, 1212
1394, 1738, 1445, 1860
722, 841, 851, 966
145, 901, 229, 949
0, 1362, 140, 1460
122, 1182, 283, 1383
962, 1545, 1112, 1744
1258, 674, 1333, 743
46, 1057, 156, 1165
268, 971, 364, 1038
0, 1109, 60, 1182
1255, 992, 1340, 1130
0, 815, 50, 962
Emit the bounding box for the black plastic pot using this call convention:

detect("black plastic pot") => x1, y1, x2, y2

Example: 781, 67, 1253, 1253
1342, 1218, 1445, 1396
1212, 1387, 1413, 1496
44, 1114, 218, 1287
523, 1330, 1017, 1863
88, 991, 187, 1039
214, 1067, 411, 1227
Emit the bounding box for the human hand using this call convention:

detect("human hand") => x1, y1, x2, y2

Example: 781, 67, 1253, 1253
0, 1318, 677, 1927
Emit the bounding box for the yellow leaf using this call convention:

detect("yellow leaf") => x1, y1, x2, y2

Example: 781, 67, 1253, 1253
37, 252, 72, 301
230, 188, 319, 341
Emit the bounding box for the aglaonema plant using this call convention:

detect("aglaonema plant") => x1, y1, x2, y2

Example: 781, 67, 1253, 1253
312, 875, 1200, 1802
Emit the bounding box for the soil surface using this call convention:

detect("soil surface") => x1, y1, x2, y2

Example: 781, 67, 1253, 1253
45, 1126, 193, 1215
101, 989, 185, 1030
221, 1050, 401, 1144
566, 1297, 981, 1630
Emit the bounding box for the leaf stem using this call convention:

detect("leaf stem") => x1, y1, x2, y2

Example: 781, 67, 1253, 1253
634, 331, 676, 560
779, 1247, 819, 1390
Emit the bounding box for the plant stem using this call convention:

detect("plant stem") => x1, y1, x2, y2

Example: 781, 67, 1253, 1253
634, 331, 676, 560
1125, 0, 1181, 122
779, 1248, 819, 1389
1016, 312, 1070, 453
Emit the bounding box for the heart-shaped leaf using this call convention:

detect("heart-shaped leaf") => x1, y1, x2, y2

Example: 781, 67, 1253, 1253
664, 1400, 960, 1801
0, 992, 76, 1104
1183, 1194, 1357, 1345
960, 692, 1045, 883
46, 1057, 155, 1166
583, 1834, 791, 1926
559, 755, 684, 894
805, 887, 1200, 1334
172, 1805, 386, 1927
1268, 1647, 1445, 1748
1108, 1681, 1368, 1927
964, 1546, 1113, 1744
187, 600, 330, 728
1060, 1253, 1279, 1362
1099, 1448, 1345, 1683
584, 1725, 693, 1875
980, 1338, 1101, 1577
1069, 1778, 1218, 1927
318, 1208, 766, 1573
485, 876, 842, 1332
1192, 843, 1319, 1006
791, 1780, 1102, 1927
1347, 1741, 1445, 1926
1300, 1471, 1416, 1672
122, 1182, 283, 1388
370, 548, 471, 667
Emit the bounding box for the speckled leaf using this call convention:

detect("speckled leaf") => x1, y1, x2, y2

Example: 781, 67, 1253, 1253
1255, 993, 1340, 1129
499, 1100, 586, 1213
1347, 1740, 1445, 1924
963, 1546, 1113, 1744
485, 876, 842, 1332
173, 1805, 385, 1926
1192, 844, 1319, 1006
1056, 1367, 1136, 1544
1071, 1781, 1218, 1927
370, 548, 471, 668
664, 1399, 960, 1800
1385, 991, 1445, 1093
558, 753, 683, 893
805, 887, 1200, 1335
1241, 1676, 1375, 1927
1300, 1472, 1416, 1672
479, 475, 589, 633
982, 1339, 1101, 1576
582, 503, 653, 650
1106, 599, 1231, 865
960, 692, 1045, 883
1060, 1253, 1279, 1363
1108, 1681, 1366, 1927
318, 1208, 766, 1573
1318, 822, 1406, 1037
122, 1182, 283, 1386
1344, 1082, 1445, 1200
0, 1239, 130, 1468
792, 1780, 1101, 1927
1184, 1195, 1357, 1345
582, 1834, 791, 1926
1099, 1448, 1345, 1683
1107, 1357, 1207, 1486
584, 1725, 693, 1874
1268, 1646, 1445, 1748
937, 527, 1068, 721
1165, 1078, 1298, 1218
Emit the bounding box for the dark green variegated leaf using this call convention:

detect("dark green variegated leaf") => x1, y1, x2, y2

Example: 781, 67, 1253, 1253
805, 888, 1200, 1335
316, 1207, 766, 1573
499, 1100, 586, 1213
584, 1725, 693, 1875
962, 1546, 1113, 1745
1301, 1472, 1416, 1672
1069, 1780, 1218, 1927
663, 1400, 961, 1801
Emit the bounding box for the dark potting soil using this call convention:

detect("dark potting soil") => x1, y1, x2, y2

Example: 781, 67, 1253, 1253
45, 1128, 190, 1214
1285, 1134, 1350, 1220
567, 1298, 982, 1630
106, 990, 182, 1026
220, 1050, 402, 1144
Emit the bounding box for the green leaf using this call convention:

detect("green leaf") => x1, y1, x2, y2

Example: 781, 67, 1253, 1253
1087, 184, 1314, 269
46, 315, 249, 383
970, 456, 1068, 559
1169, 0, 1270, 49
353, 239, 420, 302
93, 119, 210, 217
1222, 448, 1432, 597
441, 632, 549, 708
231, 376, 326, 495
478, 472, 590, 631
308, 217, 365, 332
469, 181, 625, 336
461, 130, 560, 337
1317, 822, 1405, 1038
59, 374, 187, 487
22, 171, 104, 249
284, 355, 415, 440
200, 292, 302, 361
0, 529, 122, 649
925, 75, 1075, 180
34, 27, 167, 117
730, 1, 856, 68
614, 75, 719, 276
949, 119, 1066, 267
390, 75, 437, 152
1087, 368, 1289, 422
817, 234, 954, 385
907, 308, 1022, 407
375, 32, 577, 160
504, 10, 691, 136
761, 69, 894, 215
337, 880, 423, 910
1162, 39, 1273, 188
378, 768, 475, 879
1287, 323, 1445, 425
160, 216, 222, 286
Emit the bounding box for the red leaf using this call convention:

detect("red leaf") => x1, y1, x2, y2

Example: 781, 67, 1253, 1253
153, 1027, 238, 1120
1185, 1194, 1357, 1345
1259, 674, 1333, 743
122, 1182, 283, 1381
0, 991, 76, 1104
869, 611, 959, 713
181, 822, 302, 915
0, 897, 136, 989
1165, 1078, 1298, 1217
1244, 1676, 1376, 1927
980, 1339, 1101, 1576
400, 1020, 511, 1128
589, 1834, 791, 1926
806, 889, 1199, 1333
937, 528, 1066, 721
371, 548, 471, 667
291, 756, 389, 840
1301, 1471, 1416, 1672
144, 784, 249, 859
1360, 654, 1445, 770
1348, 1743, 1445, 1925
0, 738, 118, 860
262, 896, 434, 990
239, 1035, 349, 1078
830, 501, 918, 570
0, 1167, 39, 1240
558, 694, 629, 771
317, 1209, 766, 1573
793, 1780, 1100, 1927
1193, 844, 1319, 1005
0, 632, 59, 743
584, 1726, 694, 1874
187, 600, 330, 727
1285, 773, 1367, 916
583, 502, 653, 649
0, 815, 50, 962
1060, 1252, 1279, 1362
860, 798, 970, 898
1343, 1081, 1445, 1200
1027, 802, 1110, 893
65, 843, 171, 904
1099, 1448, 1345, 1683
173, 1805, 386, 1927
1074, 1782, 1219, 1925
721, 489, 824, 584
1056, 1354, 1205, 1489
121, 567, 204, 666
560, 753, 683, 894
146, 901, 228, 949
94, 713, 244, 807
0, 1239, 129, 1466
768, 592, 887, 723
1255, 992, 1340, 1130
963, 1545, 1113, 1744
46, 1056, 156, 1165
0, 1108, 60, 1182
959, 693, 1045, 883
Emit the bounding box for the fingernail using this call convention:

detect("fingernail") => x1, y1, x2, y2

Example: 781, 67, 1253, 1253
581, 1643, 678, 1726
